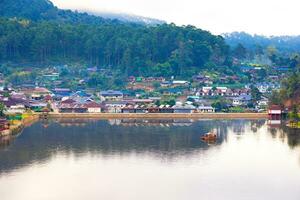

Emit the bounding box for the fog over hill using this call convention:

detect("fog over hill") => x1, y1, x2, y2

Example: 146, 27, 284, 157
81, 10, 165, 25
224, 32, 300, 53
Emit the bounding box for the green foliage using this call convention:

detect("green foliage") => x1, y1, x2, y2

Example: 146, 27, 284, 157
269, 90, 282, 106
232, 43, 247, 60
270, 72, 300, 107
228, 106, 245, 113
212, 99, 229, 112
250, 85, 262, 103
289, 105, 299, 121
0, 103, 6, 117
0, 17, 229, 77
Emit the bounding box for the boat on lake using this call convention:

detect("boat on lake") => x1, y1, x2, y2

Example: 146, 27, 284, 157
201, 131, 217, 141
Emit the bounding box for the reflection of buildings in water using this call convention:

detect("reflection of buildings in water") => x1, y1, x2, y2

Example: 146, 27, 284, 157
282, 127, 300, 148
251, 120, 266, 132
0, 135, 13, 149
267, 122, 300, 150
108, 119, 122, 126
52, 118, 98, 127
116, 119, 194, 127
267, 120, 283, 128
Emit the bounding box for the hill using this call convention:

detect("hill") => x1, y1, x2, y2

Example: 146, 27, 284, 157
0, 0, 230, 77
224, 32, 300, 53
0, 0, 119, 24
85, 11, 165, 25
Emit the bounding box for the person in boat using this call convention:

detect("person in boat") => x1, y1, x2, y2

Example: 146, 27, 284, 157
201, 131, 217, 140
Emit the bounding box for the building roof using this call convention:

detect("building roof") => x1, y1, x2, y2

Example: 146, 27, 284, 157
100, 90, 123, 96
84, 102, 101, 108
269, 105, 282, 110
61, 98, 76, 104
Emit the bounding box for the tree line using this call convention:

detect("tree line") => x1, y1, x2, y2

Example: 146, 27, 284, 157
0, 17, 230, 77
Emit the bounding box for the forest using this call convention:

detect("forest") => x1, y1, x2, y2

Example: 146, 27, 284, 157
0, 17, 230, 77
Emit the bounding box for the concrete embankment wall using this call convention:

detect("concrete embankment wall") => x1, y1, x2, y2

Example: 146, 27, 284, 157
48, 113, 268, 119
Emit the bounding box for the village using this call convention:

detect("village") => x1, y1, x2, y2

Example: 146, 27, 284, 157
0, 61, 292, 137
0, 64, 287, 115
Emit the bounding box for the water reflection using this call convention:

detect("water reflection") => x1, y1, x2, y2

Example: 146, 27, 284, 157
0, 119, 300, 200
0, 119, 281, 173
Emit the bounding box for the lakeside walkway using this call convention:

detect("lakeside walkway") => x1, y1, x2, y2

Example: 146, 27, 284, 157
48, 113, 268, 119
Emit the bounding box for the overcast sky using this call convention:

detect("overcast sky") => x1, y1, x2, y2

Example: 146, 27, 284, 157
51, 0, 300, 36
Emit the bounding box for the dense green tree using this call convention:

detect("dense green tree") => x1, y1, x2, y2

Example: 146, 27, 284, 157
0, 103, 6, 117
232, 43, 247, 60
0, 18, 229, 77
250, 85, 262, 103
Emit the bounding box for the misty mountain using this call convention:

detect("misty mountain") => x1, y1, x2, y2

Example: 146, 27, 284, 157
85, 11, 165, 25
0, 0, 122, 25
224, 32, 300, 53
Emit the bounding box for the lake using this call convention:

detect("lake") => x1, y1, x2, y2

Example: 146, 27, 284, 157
0, 119, 300, 200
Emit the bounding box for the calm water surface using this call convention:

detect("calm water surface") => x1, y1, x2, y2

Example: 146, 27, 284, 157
0, 119, 300, 200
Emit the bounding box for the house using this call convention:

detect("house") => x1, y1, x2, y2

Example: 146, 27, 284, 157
53, 88, 72, 98
257, 97, 269, 107
121, 105, 136, 113
160, 81, 172, 87
73, 91, 91, 98
197, 105, 215, 113
255, 83, 280, 93
100, 90, 124, 101
29, 102, 48, 112
268, 105, 284, 119
172, 104, 196, 113
43, 73, 59, 81
1, 98, 28, 114
216, 87, 228, 96
21, 87, 51, 100
147, 105, 160, 113
58, 102, 87, 113
232, 94, 252, 106
193, 75, 213, 85
6, 104, 26, 114
172, 80, 190, 86
104, 101, 127, 113
124, 98, 154, 105
10, 92, 26, 100
84, 102, 102, 113
199, 87, 228, 96
163, 88, 182, 95
58, 98, 84, 113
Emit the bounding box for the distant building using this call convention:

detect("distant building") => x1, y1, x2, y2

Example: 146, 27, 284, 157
268, 105, 285, 120
53, 88, 72, 98
84, 102, 102, 113
197, 105, 215, 113
104, 101, 127, 113
100, 90, 124, 101
172, 104, 196, 113
172, 80, 189, 86
232, 94, 252, 106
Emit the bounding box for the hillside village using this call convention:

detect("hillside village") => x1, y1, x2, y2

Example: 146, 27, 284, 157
0, 62, 289, 117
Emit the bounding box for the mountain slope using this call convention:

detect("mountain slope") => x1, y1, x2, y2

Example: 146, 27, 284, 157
0, 0, 230, 78
0, 0, 119, 24
85, 11, 165, 25
224, 32, 300, 53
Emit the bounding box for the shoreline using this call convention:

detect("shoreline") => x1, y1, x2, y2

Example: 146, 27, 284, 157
0, 112, 268, 138
0, 114, 40, 138
47, 112, 268, 119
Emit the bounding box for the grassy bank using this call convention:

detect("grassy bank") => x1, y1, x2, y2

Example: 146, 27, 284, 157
0, 114, 39, 137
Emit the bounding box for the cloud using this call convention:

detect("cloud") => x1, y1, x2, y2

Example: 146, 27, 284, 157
51, 0, 300, 36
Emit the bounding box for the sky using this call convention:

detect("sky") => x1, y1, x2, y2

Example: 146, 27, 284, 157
51, 0, 300, 36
